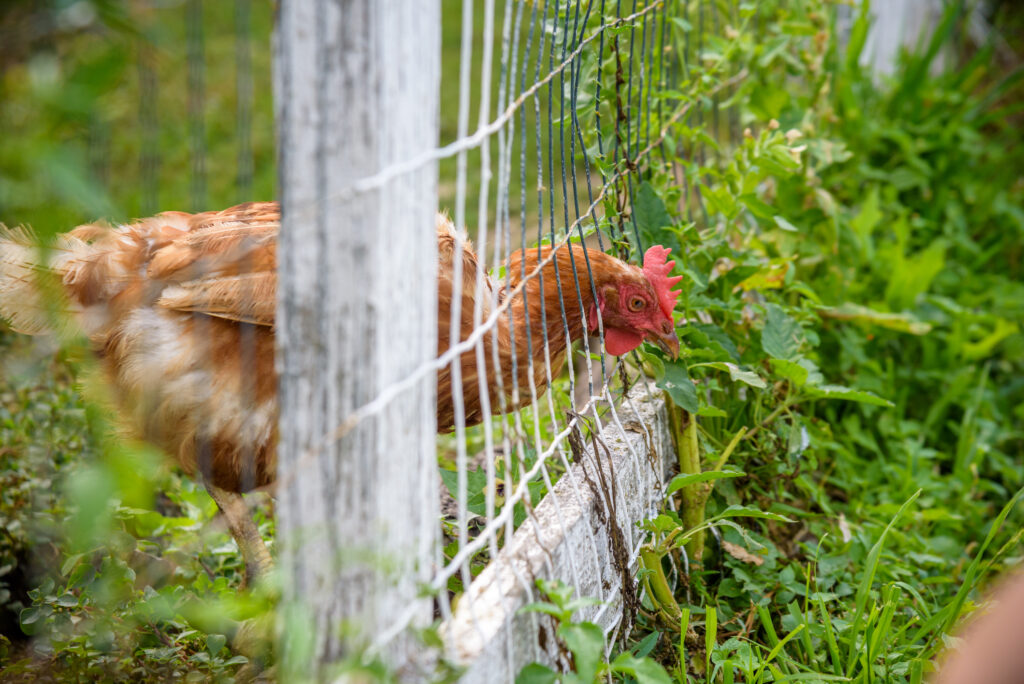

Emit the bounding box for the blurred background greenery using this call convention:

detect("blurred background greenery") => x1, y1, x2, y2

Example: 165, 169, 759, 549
0, 0, 275, 236
0, 1, 270, 679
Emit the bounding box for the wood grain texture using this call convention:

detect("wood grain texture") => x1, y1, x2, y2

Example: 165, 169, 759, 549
274, 0, 440, 675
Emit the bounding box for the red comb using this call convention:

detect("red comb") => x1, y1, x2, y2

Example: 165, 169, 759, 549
643, 245, 683, 318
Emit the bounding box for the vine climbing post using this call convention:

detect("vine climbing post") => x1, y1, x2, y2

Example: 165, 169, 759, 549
274, 0, 440, 676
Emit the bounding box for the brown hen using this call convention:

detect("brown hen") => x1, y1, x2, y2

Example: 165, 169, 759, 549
0, 201, 680, 579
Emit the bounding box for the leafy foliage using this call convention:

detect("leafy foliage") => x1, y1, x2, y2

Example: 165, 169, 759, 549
518, 579, 673, 684
612, 1, 1024, 682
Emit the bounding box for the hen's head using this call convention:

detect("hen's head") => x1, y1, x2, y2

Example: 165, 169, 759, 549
586, 245, 682, 358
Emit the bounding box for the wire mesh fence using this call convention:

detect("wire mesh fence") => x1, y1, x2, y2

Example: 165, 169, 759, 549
375, 0, 750, 674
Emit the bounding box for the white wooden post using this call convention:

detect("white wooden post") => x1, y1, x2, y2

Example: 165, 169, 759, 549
840, 0, 948, 77
274, 0, 440, 677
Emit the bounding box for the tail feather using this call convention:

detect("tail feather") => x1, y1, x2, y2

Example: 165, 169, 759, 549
0, 224, 58, 335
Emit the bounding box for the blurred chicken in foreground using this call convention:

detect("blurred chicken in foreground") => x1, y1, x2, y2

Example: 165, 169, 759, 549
0, 201, 680, 581
932, 569, 1024, 684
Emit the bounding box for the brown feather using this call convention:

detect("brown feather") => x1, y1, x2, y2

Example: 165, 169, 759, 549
0, 202, 641, 492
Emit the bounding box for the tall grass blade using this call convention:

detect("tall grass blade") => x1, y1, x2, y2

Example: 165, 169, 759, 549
844, 489, 921, 677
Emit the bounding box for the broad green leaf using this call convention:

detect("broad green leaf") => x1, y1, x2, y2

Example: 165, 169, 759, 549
725, 363, 768, 389
633, 181, 679, 253
61, 553, 85, 576
638, 350, 665, 379
685, 323, 741, 362
805, 385, 894, 407
749, 84, 790, 120
682, 266, 709, 293
56, 593, 79, 608
559, 622, 604, 682
761, 304, 803, 360
703, 183, 739, 218
773, 215, 799, 232
206, 633, 227, 655
850, 186, 882, 252
666, 469, 745, 495
769, 358, 822, 387
632, 631, 661, 658
516, 663, 559, 684
641, 513, 683, 534
818, 303, 932, 335
845, 0, 871, 72
757, 35, 791, 68
633, 182, 673, 234
657, 361, 699, 413
714, 505, 794, 523
690, 362, 767, 388
697, 405, 729, 418
884, 239, 947, 311
610, 653, 674, 684
734, 262, 790, 292
439, 468, 490, 517
671, 17, 692, 32
536, 578, 574, 607
739, 193, 775, 219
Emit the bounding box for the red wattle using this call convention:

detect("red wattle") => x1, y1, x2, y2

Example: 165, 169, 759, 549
604, 328, 644, 355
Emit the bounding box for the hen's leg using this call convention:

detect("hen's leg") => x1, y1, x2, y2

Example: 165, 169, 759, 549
204, 482, 273, 586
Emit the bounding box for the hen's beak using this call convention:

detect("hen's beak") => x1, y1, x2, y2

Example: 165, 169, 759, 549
648, 319, 680, 359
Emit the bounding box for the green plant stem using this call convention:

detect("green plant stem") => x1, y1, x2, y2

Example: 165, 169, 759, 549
640, 548, 682, 620
744, 397, 798, 443
664, 392, 710, 565
711, 425, 747, 472
679, 411, 705, 564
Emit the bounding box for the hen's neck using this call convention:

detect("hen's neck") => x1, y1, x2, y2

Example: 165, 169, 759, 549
506, 244, 604, 360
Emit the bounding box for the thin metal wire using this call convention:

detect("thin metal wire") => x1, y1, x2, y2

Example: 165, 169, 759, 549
445, 0, 483, 648
465, 0, 500, 649
185, 0, 214, 497
625, 0, 639, 161
636, 0, 649, 157
656, 1, 669, 166
492, 3, 525, 675
289, 2, 665, 216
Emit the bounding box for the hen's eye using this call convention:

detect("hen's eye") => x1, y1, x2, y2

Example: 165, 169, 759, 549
628, 296, 646, 312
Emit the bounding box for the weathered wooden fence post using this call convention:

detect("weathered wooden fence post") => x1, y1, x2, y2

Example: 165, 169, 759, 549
841, 0, 949, 77
274, 1, 440, 677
